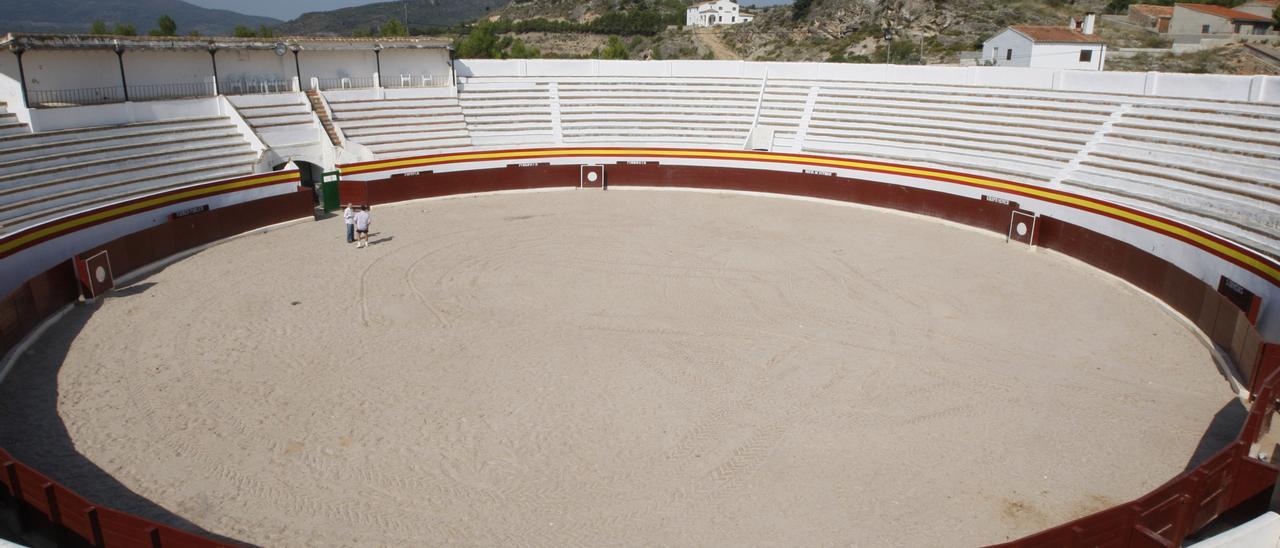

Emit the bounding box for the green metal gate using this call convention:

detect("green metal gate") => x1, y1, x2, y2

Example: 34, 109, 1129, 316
320, 170, 341, 213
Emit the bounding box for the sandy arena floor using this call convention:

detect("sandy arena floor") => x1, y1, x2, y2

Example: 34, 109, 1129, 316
0, 189, 1237, 546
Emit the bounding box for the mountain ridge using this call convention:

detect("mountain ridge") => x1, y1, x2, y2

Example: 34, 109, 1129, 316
0, 0, 280, 35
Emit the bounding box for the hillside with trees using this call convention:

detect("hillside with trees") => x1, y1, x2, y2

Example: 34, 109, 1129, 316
272, 0, 503, 37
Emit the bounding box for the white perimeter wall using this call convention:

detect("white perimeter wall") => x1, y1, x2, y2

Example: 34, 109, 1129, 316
379, 48, 451, 82
123, 50, 214, 87
298, 50, 377, 82
17, 50, 122, 92
456, 59, 1280, 104
215, 49, 296, 85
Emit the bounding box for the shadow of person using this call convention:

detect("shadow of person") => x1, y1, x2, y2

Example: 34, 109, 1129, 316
368, 236, 394, 246
1183, 397, 1249, 472
0, 300, 242, 545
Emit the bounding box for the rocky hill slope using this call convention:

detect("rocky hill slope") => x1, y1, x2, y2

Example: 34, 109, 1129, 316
723, 0, 1112, 64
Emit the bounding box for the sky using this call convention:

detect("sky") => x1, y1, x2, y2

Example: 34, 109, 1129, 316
185, 0, 793, 22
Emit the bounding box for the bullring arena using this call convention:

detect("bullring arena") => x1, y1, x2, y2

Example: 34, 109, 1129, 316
0, 34, 1279, 547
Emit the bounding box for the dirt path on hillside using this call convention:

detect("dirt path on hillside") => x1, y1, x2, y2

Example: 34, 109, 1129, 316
692, 28, 741, 60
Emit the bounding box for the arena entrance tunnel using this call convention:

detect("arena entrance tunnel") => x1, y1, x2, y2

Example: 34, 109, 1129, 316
0, 147, 1278, 547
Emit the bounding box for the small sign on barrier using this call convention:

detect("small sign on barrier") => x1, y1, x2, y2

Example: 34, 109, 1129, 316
73, 250, 114, 300
580, 165, 605, 190
1007, 210, 1038, 246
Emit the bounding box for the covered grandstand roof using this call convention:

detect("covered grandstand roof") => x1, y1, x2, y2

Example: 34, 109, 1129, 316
1175, 3, 1275, 21
0, 33, 452, 52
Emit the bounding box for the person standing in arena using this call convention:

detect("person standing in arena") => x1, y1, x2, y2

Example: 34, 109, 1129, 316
343, 203, 355, 244
354, 205, 371, 248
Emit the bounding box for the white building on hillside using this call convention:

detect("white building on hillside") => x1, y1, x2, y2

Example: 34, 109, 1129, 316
686, 0, 754, 27
982, 14, 1107, 71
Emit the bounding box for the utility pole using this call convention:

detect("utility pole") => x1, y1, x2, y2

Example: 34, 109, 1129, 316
404, 1, 409, 31
883, 25, 892, 64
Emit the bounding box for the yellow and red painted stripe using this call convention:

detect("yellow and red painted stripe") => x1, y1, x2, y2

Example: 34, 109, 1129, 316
0, 171, 300, 261
342, 147, 1280, 288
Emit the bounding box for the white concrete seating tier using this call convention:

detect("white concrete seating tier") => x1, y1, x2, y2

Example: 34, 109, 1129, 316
325, 94, 472, 157
0, 102, 28, 137
458, 81, 556, 148
228, 93, 316, 132
552, 77, 762, 147
756, 82, 808, 149
0, 116, 256, 231
1062, 103, 1280, 257
792, 80, 1119, 185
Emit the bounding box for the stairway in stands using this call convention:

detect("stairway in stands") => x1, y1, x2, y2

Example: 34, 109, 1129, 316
0, 102, 30, 137
306, 90, 342, 146
227, 93, 322, 149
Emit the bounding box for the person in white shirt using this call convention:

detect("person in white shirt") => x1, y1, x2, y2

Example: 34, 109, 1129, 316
343, 204, 355, 243
354, 205, 371, 248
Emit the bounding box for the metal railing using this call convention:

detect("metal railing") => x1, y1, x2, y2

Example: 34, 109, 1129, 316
27, 86, 126, 108
128, 81, 216, 102
316, 76, 376, 91
380, 74, 450, 88
219, 78, 295, 96
27, 81, 217, 108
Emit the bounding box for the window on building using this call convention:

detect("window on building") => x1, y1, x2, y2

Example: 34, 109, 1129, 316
1006, 49, 1013, 60
1202, 24, 1211, 33
1079, 49, 1093, 62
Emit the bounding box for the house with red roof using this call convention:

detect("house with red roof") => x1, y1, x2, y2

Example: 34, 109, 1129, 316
1169, 3, 1274, 35
982, 14, 1107, 70
1127, 4, 1175, 33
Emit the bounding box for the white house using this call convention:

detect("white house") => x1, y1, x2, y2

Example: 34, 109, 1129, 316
982, 14, 1107, 71
686, 0, 754, 27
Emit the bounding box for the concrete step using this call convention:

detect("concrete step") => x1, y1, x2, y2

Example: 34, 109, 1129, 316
0, 124, 28, 137
0, 128, 242, 167
335, 116, 467, 130
240, 104, 311, 118
248, 113, 315, 128
352, 129, 472, 146
366, 137, 472, 154
0, 163, 256, 231
0, 134, 249, 179
0, 117, 233, 148
0, 145, 255, 192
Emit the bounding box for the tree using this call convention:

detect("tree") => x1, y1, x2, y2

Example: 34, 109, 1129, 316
90, 20, 109, 34
113, 23, 137, 36
150, 15, 177, 36
600, 35, 629, 59
381, 18, 408, 37
1274, 4, 1280, 25
456, 21, 502, 58
233, 25, 255, 37
257, 25, 275, 38
792, 0, 814, 21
